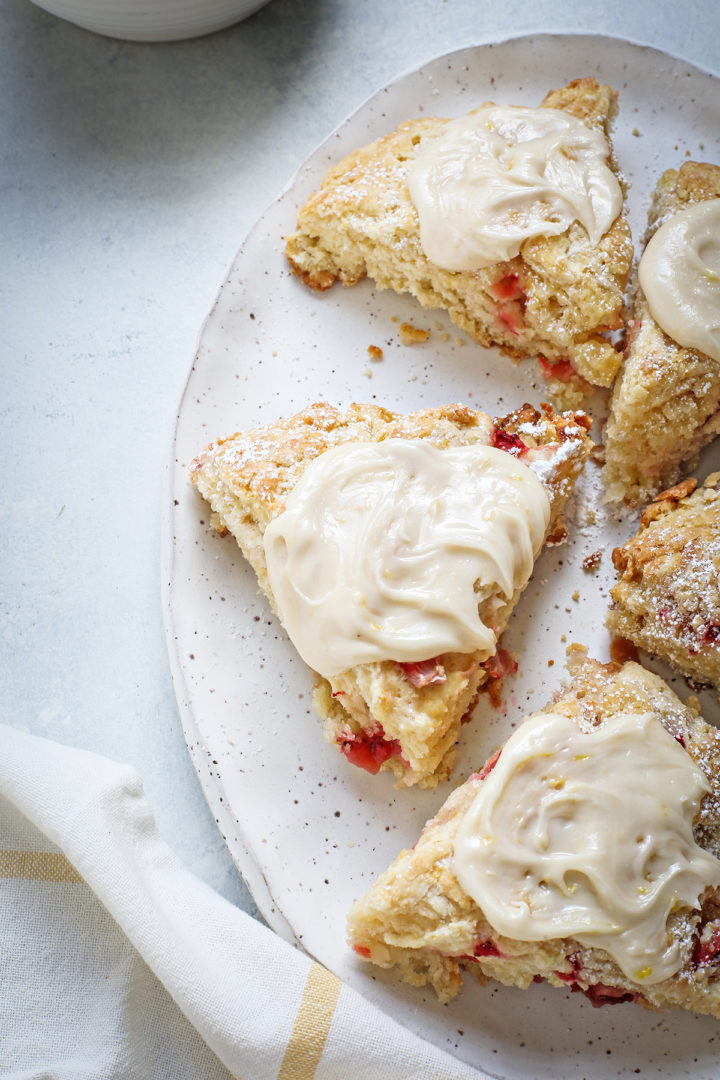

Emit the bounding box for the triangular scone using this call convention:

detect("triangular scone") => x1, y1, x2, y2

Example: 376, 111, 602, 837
348, 652, 720, 1017
190, 402, 592, 788
603, 162, 720, 505
286, 79, 632, 402
608, 474, 720, 692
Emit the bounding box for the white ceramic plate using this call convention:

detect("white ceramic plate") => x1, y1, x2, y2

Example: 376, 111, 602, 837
164, 35, 720, 1080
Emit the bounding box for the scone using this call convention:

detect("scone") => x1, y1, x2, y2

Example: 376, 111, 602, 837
286, 79, 633, 404
602, 162, 720, 505
348, 651, 720, 1018
608, 474, 720, 692
190, 401, 592, 788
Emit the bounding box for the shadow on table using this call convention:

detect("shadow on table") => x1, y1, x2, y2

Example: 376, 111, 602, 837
3, 0, 337, 188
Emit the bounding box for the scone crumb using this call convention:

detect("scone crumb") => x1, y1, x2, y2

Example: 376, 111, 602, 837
610, 637, 640, 665
546, 524, 568, 546
487, 679, 503, 708
655, 477, 698, 503
210, 512, 228, 536
400, 322, 430, 345
572, 590, 580, 601
367, 345, 384, 361
582, 550, 603, 572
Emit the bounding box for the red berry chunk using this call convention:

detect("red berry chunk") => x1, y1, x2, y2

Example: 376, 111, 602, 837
538, 356, 577, 383
573, 982, 638, 1007
398, 658, 446, 687
489, 273, 524, 301
484, 647, 518, 680
693, 924, 720, 967
490, 427, 527, 458
473, 940, 503, 958
339, 727, 402, 774
498, 307, 521, 336
554, 953, 582, 983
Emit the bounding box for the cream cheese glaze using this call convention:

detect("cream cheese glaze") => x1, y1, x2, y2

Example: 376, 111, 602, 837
406, 104, 623, 271
453, 710, 720, 986
638, 200, 720, 364
263, 439, 550, 679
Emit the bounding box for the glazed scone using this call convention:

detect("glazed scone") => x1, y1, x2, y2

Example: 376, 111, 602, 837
190, 401, 592, 788
602, 162, 720, 505
348, 652, 720, 1017
608, 474, 720, 692
286, 79, 633, 405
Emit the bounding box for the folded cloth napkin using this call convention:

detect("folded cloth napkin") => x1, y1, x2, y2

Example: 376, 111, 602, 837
0, 724, 484, 1080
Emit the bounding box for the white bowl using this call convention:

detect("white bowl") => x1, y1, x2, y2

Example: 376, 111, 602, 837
28, 0, 271, 41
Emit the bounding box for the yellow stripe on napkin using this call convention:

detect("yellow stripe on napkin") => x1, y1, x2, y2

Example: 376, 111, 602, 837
277, 962, 342, 1080
0, 849, 83, 883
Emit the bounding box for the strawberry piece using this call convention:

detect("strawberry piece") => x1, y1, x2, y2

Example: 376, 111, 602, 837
484, 647, 518, 680
572, 982, 638, 1007
490, 427, 527, 457
538, 356, 577, 383
472, 940, 503, 958
693, 924, 720, 967
398, 658, 447, 687
459, 940, 504, 963
338, 727, 402, 774
489, 273, 524, 301
554, 953, 582, 983
498, 306, 521, 336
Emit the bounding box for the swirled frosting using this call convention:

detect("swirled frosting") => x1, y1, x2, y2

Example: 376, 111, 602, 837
263, 439, 550, 678
639, 200, 720, 364
453, 710, 720, 985
407, 104, 622, 270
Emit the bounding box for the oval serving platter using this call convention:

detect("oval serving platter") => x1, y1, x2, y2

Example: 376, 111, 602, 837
163, 34, 720, 1080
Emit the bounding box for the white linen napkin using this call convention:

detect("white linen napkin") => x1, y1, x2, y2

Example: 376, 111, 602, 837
0, 724, 484, 1080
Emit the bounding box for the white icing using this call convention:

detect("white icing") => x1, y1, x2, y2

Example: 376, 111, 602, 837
453, 710, 720, 985
639, 200, 720, 364
407, 104, 622, 271
263, 439, 550, 678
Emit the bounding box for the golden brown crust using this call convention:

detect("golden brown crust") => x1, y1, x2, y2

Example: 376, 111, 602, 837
285, 79, 633, 396
602, 162, 720, 505
347, 655, 720, 1017
608, 472, 720, 692
540, 78, 618, 129
190, 401, 592, 788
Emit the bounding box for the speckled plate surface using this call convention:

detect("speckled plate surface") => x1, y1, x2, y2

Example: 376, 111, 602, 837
164, 34, 720, 1080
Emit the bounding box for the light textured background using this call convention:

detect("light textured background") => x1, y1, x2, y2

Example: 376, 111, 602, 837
2, 0, 718, 919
